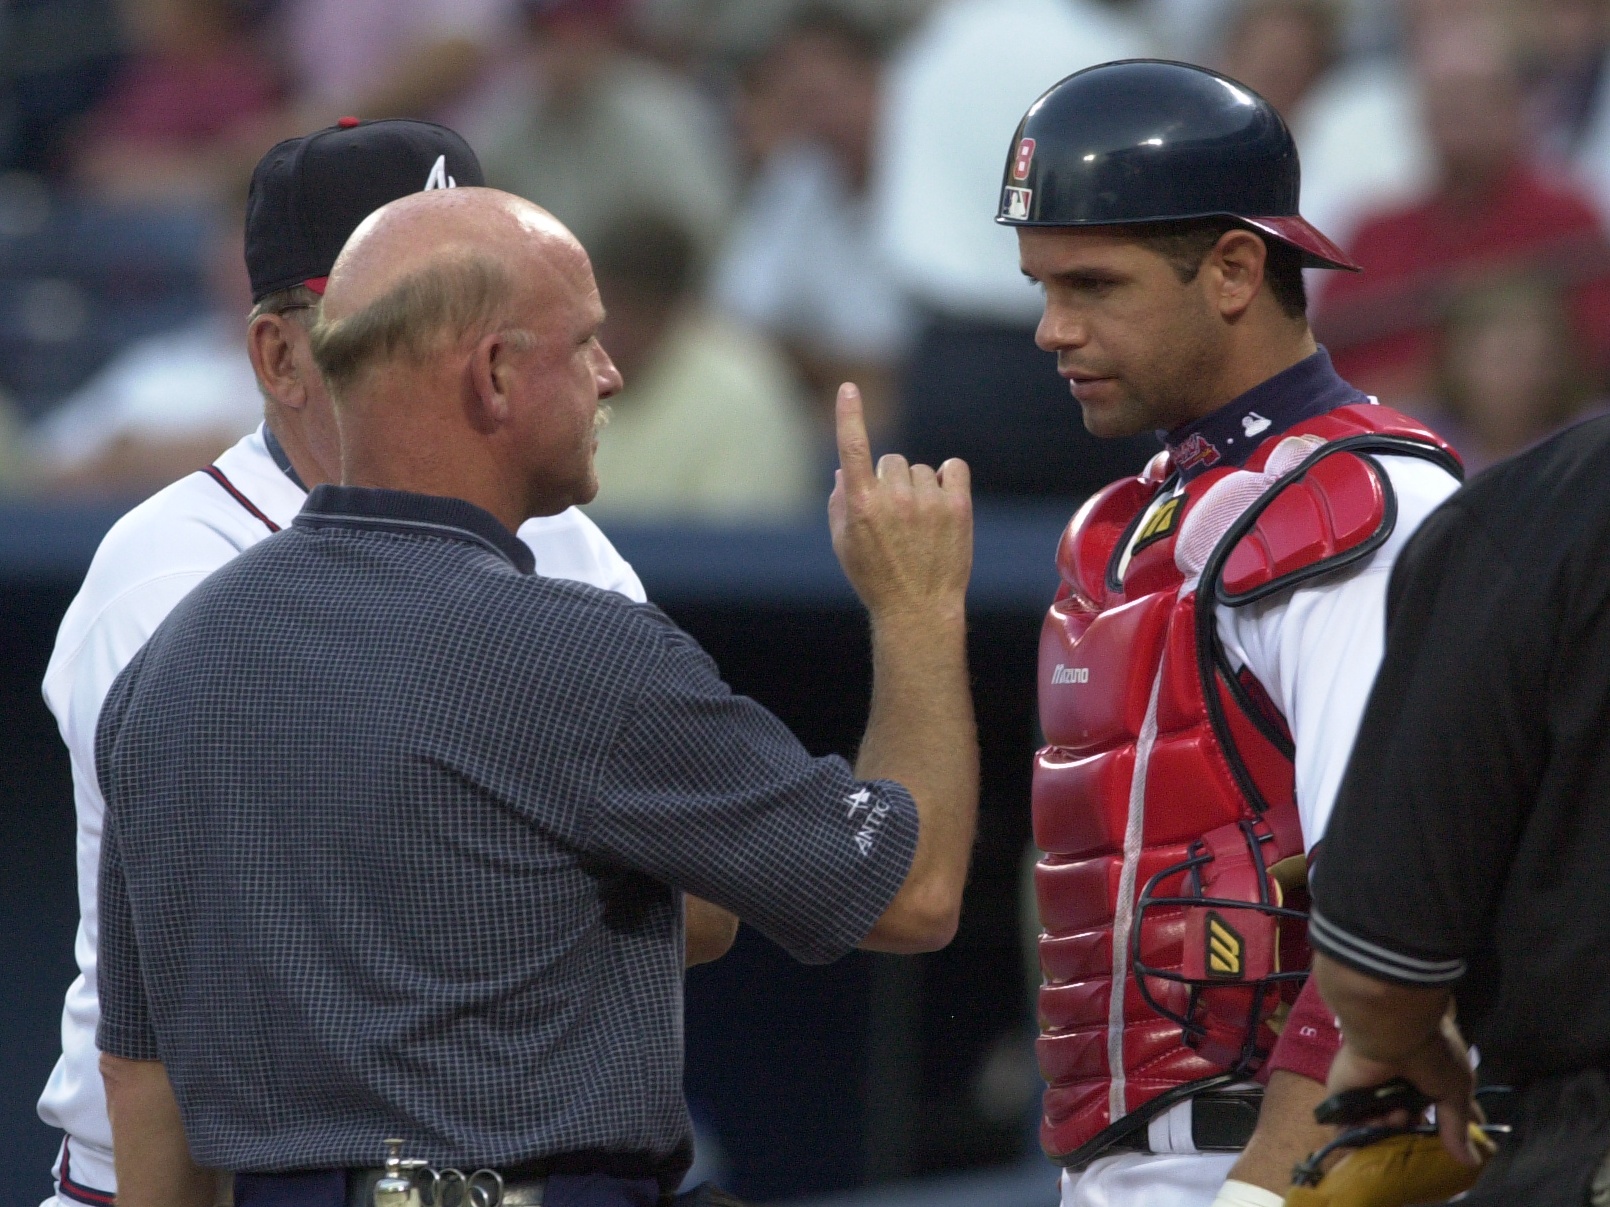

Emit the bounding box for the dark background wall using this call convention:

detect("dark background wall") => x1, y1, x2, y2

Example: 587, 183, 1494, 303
0, 508, 1064, 1204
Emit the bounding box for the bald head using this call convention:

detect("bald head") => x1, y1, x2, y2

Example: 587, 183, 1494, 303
305, 185, 622, 530
311, 188, 588, 400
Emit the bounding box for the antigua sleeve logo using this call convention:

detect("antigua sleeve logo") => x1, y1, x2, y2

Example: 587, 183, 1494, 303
845, 787, 890, 856
1206, 911, 1244, 979
1131, 496, 1183, 553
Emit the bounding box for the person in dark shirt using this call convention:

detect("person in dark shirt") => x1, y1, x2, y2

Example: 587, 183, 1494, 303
1310, 414, 1610, 1204
93, 187, 979, 1207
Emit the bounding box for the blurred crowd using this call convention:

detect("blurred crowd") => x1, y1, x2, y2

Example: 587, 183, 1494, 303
4, 0, 1610, 512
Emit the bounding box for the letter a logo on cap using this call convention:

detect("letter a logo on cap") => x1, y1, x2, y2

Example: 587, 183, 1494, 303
424, 154, 457, 191
1013, 137, 1036, 181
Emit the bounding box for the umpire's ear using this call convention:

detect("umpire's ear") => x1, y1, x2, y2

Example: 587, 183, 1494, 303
466, 329, 530, 432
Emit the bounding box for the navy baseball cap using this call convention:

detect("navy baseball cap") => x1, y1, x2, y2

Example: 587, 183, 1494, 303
245, 117, 486, 303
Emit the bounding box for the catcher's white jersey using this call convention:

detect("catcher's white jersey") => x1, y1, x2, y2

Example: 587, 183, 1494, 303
36, 425, 644, 1203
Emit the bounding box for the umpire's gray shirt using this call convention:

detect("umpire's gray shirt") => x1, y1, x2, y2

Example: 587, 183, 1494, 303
94, 485, 918, 1177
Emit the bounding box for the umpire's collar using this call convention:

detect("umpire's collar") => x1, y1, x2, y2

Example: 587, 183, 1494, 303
296, 485, 535, 574
1162, 346, 1368, 482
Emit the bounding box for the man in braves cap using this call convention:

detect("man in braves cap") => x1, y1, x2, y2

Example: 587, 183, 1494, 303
998, 61, 1467, 1207
36, 118, 737, 1207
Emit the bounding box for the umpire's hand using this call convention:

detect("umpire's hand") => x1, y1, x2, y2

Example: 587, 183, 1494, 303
830, 382, 977, 955
829, 383, 972, 615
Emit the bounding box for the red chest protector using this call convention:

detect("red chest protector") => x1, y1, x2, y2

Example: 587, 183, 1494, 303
1033, 404, 1460, 1167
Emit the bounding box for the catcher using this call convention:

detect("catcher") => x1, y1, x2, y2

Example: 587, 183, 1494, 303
999, 60, 1465, 1207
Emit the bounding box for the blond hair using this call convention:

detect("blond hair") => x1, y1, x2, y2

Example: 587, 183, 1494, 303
308, 252, 526, 399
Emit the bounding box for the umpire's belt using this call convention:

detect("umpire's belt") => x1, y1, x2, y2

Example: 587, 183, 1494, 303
1112, 1086, 1264, 1155
233, 1169, 660, 1207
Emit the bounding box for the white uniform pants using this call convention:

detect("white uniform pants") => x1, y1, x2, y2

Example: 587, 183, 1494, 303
1060, 1151, 1238, 1207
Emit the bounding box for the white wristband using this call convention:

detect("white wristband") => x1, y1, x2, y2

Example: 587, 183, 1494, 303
1209, 1179, 1286, 1207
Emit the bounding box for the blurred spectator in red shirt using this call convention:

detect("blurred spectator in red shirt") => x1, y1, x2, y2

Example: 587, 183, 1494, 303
1430, 276, 1602, 472
713, 8, 912, 438
71, 0, 281, 205
1315, 13, 1610, 406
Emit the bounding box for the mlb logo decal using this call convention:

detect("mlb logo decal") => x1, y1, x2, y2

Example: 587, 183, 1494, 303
1012, 137, 1037, 181
1004, 187, 1033, 220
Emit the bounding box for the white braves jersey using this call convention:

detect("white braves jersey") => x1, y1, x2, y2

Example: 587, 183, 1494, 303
36, 426, 646, 1199
1061, 453, 1460, 1207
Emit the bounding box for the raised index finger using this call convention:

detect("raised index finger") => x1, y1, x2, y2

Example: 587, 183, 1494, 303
835, 382, 874, 493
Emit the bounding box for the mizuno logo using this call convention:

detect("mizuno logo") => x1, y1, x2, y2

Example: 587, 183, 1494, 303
1206, 911, 1244, 979
1051, 664, 1089, 685
1132, 495, 1183, 551
424, 155, 457, 190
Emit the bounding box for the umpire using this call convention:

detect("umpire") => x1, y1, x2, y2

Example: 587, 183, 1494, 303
1307, 410, 1610, 1205
93, 185, 977, 1207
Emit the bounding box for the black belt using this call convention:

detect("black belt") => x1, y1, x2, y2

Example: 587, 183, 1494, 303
1109, 1086, 1264, 1155
235, 1166, 666, 1207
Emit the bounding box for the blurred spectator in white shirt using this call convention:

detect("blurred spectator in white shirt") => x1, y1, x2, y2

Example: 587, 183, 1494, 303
713, 8, 913, 438
481, 0, 734, 258
588, 213, 817, 522
26, 212, 261, 498
874, 0, 1150, 327
870, 0, 1163, 496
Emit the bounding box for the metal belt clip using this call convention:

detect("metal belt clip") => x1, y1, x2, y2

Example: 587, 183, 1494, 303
374, 1140, 431, 1207
372, 1142, 506, 1207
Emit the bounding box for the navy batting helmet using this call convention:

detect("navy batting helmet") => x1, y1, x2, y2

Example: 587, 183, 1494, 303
996, 59, 1359, 271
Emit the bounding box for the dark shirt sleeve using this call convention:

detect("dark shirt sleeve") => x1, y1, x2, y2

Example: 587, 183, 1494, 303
95, 688, 161, 1059
591, 626, 919, 965
1309, 499, 1548, 986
